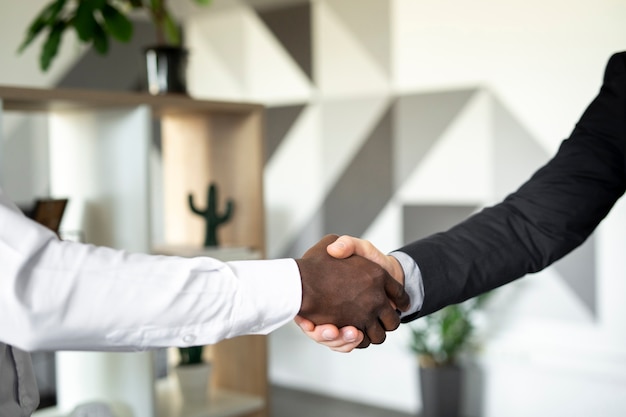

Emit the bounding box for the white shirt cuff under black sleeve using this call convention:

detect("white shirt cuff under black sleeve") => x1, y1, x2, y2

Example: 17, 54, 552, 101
389, 251, 424, 318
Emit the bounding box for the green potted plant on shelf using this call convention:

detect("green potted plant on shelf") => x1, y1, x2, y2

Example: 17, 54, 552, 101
18, 0, 213, 94
175, 345, 213, 402
409, 293, 491, 417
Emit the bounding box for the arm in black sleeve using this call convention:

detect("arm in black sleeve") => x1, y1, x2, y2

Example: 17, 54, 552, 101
400, 52, 626, 321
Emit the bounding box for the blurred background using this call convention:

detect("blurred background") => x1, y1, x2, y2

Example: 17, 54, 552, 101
2, 0, 626, 416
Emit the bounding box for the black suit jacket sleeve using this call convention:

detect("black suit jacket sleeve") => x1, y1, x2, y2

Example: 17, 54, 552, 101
400, 52, 626, 322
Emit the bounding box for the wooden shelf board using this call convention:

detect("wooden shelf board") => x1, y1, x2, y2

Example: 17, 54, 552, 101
0, 85, 262, 114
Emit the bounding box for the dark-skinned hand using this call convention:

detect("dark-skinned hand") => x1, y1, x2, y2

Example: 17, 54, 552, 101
295, 234, 411, 346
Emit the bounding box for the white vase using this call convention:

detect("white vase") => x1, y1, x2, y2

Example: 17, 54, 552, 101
174, 362, 212, 403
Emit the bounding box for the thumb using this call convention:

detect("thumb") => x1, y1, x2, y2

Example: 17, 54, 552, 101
326, 235, 356, 259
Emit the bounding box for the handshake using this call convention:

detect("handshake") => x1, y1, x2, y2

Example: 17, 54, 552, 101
294, 234, 411, 351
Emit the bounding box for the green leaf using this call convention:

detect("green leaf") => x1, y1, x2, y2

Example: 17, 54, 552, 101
18, 17, 49, 54
40, 21, 66, 71
163, 10, 181, 45
194, 0, 213, 5
128, 0, 143, 8
91, 21, 109, 54
73, 0, 97, 42
18, 0, 68, 53
101, 4, 133, 42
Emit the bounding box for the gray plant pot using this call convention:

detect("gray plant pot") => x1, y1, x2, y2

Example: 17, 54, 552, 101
419, 364, 462, 417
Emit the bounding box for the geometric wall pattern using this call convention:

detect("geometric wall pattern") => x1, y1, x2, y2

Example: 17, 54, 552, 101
276, 3, 594, 318
41, 0, 623, 413
176, 1, 601, 319
185, 1, 598, 317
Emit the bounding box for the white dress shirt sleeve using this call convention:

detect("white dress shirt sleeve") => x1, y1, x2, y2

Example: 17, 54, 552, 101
0, 188, 302, 352
389, 251, 424, 317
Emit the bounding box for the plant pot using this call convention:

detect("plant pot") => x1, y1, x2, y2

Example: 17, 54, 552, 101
174, 362, 212, 403
143, 46, 188, 95
419, 364, 462, 417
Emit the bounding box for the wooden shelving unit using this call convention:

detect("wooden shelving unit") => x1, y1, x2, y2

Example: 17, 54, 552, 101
0, 86, 269, 417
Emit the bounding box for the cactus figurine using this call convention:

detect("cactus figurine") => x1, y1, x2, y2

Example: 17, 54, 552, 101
188, 183, 234, 247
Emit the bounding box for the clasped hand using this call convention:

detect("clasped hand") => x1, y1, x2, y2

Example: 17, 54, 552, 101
295, 234, 409, 349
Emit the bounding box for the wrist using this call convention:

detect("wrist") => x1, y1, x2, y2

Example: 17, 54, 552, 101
388, 255, 405, 286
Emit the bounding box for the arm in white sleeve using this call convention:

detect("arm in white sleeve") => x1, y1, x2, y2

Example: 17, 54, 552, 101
389, 251, 424, 318
0, 189, 302, 352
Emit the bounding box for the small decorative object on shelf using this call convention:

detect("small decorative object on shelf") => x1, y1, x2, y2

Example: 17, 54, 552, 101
188, 183, 234, 247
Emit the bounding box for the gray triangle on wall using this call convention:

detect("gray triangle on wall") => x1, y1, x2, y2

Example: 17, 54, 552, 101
551, 235, 597, 317
265, 104, 307, 164
393, 89, 477, 188
280, 103, 395, 258
322, 105, 394, 238
255, 2, 313, 81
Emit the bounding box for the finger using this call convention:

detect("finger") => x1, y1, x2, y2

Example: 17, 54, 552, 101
303, 324, 341, 343
323, 329, 364, 353
326, 235, 357, 259
339, 327, 364, 345
327, 236, 405, 284
365, 321, 387, 345
305, 324, 363, 347
330, 339, 362, 353
378, 307, 401, 332
331, 346, 357, 353
357, 334, 372, 349
302, 327, 358, 350
294, 315, 314, 332
333, 235, 386, 266
384, 275, 411, 312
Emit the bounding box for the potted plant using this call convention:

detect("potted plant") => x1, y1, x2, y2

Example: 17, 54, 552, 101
409, 294, 491, 417
18, 0, 212, 94
175, 345, 213, 402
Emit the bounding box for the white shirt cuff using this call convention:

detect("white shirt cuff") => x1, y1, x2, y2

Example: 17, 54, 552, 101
390, 251, 424, 317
